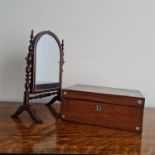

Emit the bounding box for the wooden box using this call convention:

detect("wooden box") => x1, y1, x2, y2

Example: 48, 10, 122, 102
61, 84, 145, 133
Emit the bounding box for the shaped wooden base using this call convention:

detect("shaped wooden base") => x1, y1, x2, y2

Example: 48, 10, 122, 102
46, 95, 61, 106
11, 104, 43, 124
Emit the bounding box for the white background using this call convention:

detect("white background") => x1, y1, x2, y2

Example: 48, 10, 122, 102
0, 0, 154, 107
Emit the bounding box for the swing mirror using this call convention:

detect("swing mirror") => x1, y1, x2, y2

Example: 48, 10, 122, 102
31, 31, 63, 93
12, 30, 64, 123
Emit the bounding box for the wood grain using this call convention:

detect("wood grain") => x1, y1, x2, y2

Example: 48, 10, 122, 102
62, 84, 144, 132
62, 98, 143, 132
0, 102, 154, 154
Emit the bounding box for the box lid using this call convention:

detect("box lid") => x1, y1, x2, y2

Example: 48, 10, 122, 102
65, 84, 144, 98
62, 84, 145, 107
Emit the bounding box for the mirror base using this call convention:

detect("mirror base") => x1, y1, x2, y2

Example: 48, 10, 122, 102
11, 104, 43, 124
46, 95, 61, 106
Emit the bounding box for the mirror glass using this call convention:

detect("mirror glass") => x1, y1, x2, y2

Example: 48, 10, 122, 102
35, 34, 60, 89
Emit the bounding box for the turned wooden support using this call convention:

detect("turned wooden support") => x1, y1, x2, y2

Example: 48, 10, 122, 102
11, 30, 43, 123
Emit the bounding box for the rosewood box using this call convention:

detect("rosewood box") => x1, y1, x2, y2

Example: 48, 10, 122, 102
61, 84, 145, 133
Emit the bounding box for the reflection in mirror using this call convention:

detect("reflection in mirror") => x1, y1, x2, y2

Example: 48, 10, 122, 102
35, 34, 60, 88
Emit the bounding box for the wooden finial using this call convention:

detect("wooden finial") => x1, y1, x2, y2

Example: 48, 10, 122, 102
28, 30, 34, 51
30, 29, 34, 41
62, 39, 64, 51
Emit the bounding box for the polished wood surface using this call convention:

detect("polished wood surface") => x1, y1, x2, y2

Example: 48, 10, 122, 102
0, 102, 154, 154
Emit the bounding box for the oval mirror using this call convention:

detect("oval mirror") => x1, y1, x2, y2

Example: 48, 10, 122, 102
32, 31, 63, 93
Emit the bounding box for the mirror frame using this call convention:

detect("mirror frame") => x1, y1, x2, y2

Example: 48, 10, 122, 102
30, 31, 64, 93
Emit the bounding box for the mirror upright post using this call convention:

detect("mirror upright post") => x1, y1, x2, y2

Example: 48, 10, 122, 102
11, 30, 64, 123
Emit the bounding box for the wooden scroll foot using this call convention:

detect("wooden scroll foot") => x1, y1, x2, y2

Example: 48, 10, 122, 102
46, 105, 61, 119
11, 104, 43, 124
46, 95, 61, 106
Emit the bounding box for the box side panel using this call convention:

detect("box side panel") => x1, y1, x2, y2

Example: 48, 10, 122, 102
61, 98, 144, 133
